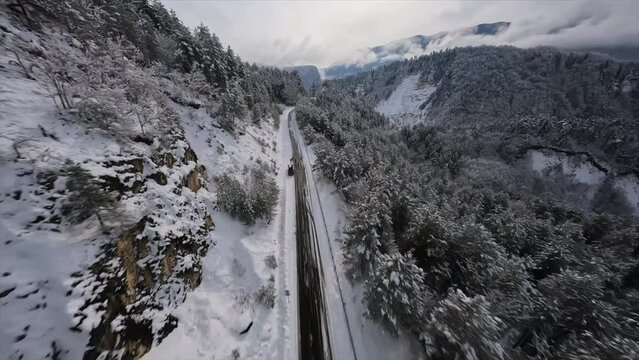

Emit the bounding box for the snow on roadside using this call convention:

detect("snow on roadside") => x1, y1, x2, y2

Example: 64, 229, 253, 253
375, 74, 436, 127
290, 116, 425, 360
144, 108, 295, 360
275, 109, 299, 360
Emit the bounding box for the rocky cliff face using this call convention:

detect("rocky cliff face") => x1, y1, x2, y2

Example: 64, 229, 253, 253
1, 7, 254, 359
75, 126, 215, 360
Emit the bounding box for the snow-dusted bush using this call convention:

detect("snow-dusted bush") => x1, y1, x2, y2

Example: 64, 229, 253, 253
216, 167, 279, 224
77, 97, 129, 132
254, 282, 276, 308
248, 168, 279, 220
231, 348, 240, 360
61, 165, 119, 230
233, 289, 252, 310
216, 174, 249, 220
231, 259, 246, 278
264, 254, 277, 269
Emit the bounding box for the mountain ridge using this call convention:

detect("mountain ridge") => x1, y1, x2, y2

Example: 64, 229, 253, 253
323, 21, 511, 79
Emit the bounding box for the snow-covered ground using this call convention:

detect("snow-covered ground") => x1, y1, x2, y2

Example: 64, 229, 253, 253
0, 37, 214, 358
0, 15, 299, 357
290, 114, 425, 360
144, 108, 298, 360
148, 108, 424, 360
375, 74, 436, 127
529, 149, 639, 215
0, 55, 130, 359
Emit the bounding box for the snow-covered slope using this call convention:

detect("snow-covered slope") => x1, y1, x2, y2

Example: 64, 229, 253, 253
0, 50, 213, 360
0, 14, 294, 360
375, 74, 436, 127
144, 108, 296, 360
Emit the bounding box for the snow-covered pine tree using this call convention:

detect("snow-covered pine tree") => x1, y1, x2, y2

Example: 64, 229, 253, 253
364, 252, 428, 334
422, 289, 505, 360
344, 187, 394, 278
218, 82, 248, 131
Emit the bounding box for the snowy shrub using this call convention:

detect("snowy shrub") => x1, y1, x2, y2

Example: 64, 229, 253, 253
126, 81, 161, 137
216, 174, 250, 221
254, 283, 276, 308
154, 33, 179, 68
216, 167, 279, 224
364, 252, 428, 334
61, 165, 119, 230
232, 259, 246, 278
248, 168, 279, 221
233, 289, 252, 310
251, 102, 272, 125
33, 47, 80, 111
77, 98, 126, 132
300, 123, 320, 145
264, 254, 277, 269
231, 348, 240, 360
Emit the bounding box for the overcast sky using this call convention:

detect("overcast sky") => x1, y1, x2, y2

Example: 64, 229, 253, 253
162, 0, 639, 68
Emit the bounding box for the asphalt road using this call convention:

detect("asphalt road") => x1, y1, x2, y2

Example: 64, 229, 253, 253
289, 112, 333, 360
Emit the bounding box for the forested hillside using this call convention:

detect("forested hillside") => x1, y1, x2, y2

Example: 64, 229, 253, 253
297, 46, 639, 357
3, 1, 639, 359
333, 46, 639, 121
327, 46, 639, 212
0, 0, 303, 359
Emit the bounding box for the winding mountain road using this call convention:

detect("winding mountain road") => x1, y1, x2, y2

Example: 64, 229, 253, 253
287, 110, 358, 360
289, 113, 332, 360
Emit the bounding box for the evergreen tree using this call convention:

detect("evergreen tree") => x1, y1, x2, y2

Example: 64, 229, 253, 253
218, 82, 248, 131
364, 252, 428, 333
422, 290, 506, 360
344, 188, 394, 278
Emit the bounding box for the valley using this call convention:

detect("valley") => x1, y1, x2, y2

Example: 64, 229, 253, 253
1, 1, 639, 359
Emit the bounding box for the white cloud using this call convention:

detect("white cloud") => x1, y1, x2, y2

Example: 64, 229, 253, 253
162, 0, 639, 67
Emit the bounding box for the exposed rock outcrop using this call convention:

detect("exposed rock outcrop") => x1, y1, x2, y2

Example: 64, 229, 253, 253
76, 135, 216, 360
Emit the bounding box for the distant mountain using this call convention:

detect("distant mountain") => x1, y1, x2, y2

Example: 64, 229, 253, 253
326, 45, 639, 213
580, 47, 639, 62
320, 21, 639, 80
323, 22, 510, 79
284, 65, 321, 92
328, 46, 639, 126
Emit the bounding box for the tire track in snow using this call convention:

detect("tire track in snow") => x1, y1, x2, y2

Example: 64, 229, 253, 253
276, 108, 297, 360
290, 112, 358, 360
